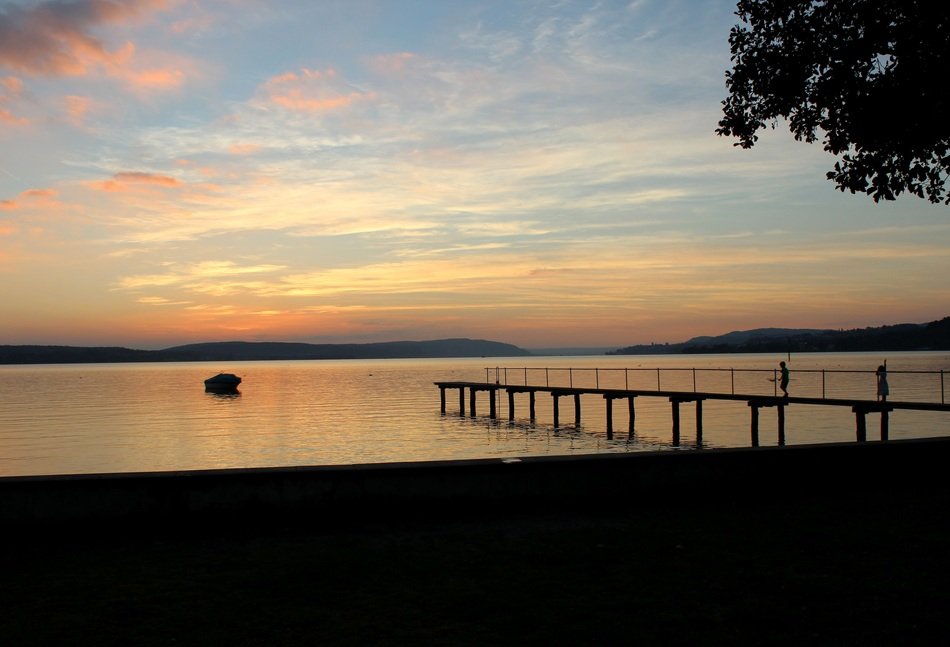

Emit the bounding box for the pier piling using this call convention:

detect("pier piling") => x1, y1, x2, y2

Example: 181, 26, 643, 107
854, 407, 867, 442
605, 396, 613, 440
628, 396, 636, 440
778, 404, 786, 446
749, 402, 760, 447
671, 399, 681, 447
695, 399, 704, 446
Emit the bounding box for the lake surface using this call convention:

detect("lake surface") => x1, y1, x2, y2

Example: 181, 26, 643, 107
0, 352, 948, 477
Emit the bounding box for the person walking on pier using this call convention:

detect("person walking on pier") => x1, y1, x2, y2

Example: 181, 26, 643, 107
779, 361, 790, 398
876, 365, 889, 402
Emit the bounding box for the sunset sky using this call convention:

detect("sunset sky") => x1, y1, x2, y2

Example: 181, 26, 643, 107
1, 0, 947, 350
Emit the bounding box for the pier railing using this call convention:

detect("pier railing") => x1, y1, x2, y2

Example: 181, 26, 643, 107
484, 366, 947, 404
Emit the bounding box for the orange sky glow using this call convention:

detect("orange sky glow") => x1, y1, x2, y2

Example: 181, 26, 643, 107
1, 1, 947, 350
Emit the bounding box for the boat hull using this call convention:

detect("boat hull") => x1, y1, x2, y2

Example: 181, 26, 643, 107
204, 373, 242, 392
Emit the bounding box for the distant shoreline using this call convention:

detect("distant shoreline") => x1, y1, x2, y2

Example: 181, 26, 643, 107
0, 338, 531, 365
2, 317, 948, 364
609, 316, 950, 355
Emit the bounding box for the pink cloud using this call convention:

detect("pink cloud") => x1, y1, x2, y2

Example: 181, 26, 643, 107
0, 75, 29, 124
261, 67, 374, 113
0, 188, 59, 210
0, 75, 23, 93
0, 107, 28, 125
22, 188, 58, 199
116, 171, 179, 186
0, 1, 192, 101
122, 65, 185, 91
106, 44, 195, 95
0, 0, 170, 77
90, 171, 181, 192
64, 94, 93, 125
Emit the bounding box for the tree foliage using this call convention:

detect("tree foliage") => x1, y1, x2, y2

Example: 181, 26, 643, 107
717, 0, 950, 204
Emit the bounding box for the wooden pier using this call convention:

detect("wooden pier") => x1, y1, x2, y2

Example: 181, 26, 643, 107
435, 381, 950, 447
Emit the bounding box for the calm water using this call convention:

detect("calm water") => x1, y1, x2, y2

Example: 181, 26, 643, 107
0, 352, 948, 477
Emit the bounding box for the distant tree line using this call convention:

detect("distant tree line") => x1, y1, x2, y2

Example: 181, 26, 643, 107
0, 339, 530, 365
0, 346, 154, 364
610, 317, 950, 355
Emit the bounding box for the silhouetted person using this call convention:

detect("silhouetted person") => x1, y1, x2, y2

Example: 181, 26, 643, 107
779, 361, 789, 397
876, 365, 889, 402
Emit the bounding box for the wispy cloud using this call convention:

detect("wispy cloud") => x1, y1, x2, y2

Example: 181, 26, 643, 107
259, 67, 375, 113
0, 74, 28, 124
118, 260, 287, 291
88, 171, 181, 192
0, 187, 59, 210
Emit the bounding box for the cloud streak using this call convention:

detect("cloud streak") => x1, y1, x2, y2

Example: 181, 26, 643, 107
260, 67, 375, 113
90, 171, 182, 192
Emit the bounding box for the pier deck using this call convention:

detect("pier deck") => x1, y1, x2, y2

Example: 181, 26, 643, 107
435, 381, 950, 446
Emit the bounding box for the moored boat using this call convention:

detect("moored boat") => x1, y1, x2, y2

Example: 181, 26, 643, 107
204, 373, 242, 392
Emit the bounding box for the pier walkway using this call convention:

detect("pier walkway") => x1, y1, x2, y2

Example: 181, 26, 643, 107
435, 380, 950, 446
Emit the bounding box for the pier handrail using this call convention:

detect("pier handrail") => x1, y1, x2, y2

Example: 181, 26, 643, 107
483, 366, 947, 404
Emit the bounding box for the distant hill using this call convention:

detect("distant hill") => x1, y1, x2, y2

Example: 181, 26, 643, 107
0, 345, 155, 364
0, 338, 531, 365
682, 328, 831, 347
609, 317, 950, 355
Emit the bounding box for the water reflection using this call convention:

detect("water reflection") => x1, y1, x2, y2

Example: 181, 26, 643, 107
0, 352, 947, 477
206, 391, 242, 400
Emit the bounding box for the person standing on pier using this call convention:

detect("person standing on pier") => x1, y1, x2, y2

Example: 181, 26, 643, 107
779, 361, 790, 398
876, 365, 889, 402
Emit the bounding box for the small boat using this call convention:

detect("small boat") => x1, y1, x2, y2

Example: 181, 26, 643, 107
204, 373, 242, 392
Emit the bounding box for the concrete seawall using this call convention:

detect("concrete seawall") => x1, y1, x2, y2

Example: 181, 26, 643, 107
3, 437, 949, 530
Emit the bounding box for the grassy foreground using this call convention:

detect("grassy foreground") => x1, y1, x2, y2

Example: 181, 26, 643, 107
2, 484, 949, 646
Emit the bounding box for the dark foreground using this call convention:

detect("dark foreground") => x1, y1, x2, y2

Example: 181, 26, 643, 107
2, 481, 949, 646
